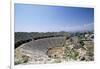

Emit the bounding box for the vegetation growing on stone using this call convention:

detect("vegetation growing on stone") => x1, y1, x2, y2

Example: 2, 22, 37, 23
15, 31, 94, 65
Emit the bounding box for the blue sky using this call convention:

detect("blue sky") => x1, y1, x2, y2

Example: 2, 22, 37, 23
15, 4, 94, 32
